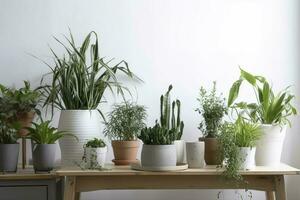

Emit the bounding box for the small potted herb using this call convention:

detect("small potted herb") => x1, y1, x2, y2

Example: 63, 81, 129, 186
196, 82, 227, 165
84, 138, 107, 168
26, 120, 76, 172
104, 102, 147, 165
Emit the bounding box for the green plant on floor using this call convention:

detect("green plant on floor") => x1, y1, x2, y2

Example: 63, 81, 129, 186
228, 67, 297, 126
39, 31, 140, 119
85, 138, 106, 148
0, 119, 19, 144
196, 81, 227, 138
26, 120, 77, 144
218, 116, 261, 181
104, 102, 147, 141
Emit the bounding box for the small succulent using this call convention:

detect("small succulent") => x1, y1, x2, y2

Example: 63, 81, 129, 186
86, 138, 106, 148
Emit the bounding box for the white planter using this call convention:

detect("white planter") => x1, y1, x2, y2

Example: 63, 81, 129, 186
58, 110, 102, 166
174, 140, 187, 164
141, 144, 176, 167
186, 142, 205, 168
238, 147, 256, 170
255, 124, 287, 166
85, 146, 107, 168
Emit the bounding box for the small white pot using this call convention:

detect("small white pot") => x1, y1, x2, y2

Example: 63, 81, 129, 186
255, 124, 287, 166
186, 142, 205, 168
141, 144, 176, 167
238, 147, 256, 170
85, 146, 107, 168
174, 140, 187, 164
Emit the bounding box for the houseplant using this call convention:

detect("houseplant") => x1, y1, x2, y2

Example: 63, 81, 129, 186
26, 120, 76, 172
104, 102, 146, 165
228, 68, 297, 166
218, 117, 261, 180
196, 81, 227, 165
40, 31, 139, 166
84, 138, 107, 168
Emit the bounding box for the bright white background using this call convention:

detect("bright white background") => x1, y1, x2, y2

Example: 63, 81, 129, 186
0, 0, 299, 199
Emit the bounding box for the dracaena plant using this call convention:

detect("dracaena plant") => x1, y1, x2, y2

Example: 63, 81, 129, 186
228, 68, 297, 126
39, 31, 140, 119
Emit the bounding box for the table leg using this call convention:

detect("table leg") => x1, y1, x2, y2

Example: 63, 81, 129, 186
64, 176, 76, 200
274, 175, 286, 200
75, 192, 80, 200
265, 191, 275, 200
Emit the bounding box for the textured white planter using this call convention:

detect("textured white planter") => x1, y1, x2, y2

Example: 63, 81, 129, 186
141, 144, 176, 167
85, 146, 107, 168
255, 124, 287, 166
186, 142, 205, 168
174, 140, 187, 164
58, 110, 102, 166
238, 147, 256, 170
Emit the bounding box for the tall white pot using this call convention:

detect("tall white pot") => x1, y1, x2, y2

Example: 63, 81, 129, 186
58, 110, 102, 166
239, 147, 256, 170
255, 124, 287, 166
174, 140, 187, 164
186, 142, 205, 168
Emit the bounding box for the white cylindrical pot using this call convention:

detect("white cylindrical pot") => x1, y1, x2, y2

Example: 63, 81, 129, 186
186, 142, 205, 168
85, 146, 107, 168
255, 124, 287, 166
58, 110, 102, 166
174, 140, 187, 164
239, 147, 256, 170
141, 144, 176, 167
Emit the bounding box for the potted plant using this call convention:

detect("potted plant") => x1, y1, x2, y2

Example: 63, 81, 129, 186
0, 120, 20, 172
104, 102, 147, 165
26, 120, 76, 172
40, 31, 139, 166
218, 117, 261, 180
84, 138, 107, 168
228, 68, 297, 166
196, 81, 227, 165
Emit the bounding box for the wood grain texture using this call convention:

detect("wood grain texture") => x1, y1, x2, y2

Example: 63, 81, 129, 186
266, 191, 275, 200
64, 176, 76, 200
275, 175, 286, 200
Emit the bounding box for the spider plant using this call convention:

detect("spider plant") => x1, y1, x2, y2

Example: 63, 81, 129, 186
39, 31, 140, 119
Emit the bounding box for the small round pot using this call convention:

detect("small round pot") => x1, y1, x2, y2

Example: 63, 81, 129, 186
85, 146, 107, 168
16, 111, 35, 136
0, 144, 19, 172
200, 137, 221, 165
174, 140, 187, 164
238, 147, 256, 170
32, 144, 56, 172
141, 144, 176, 167
111, 140, 139, 165
186, 142, 205, 168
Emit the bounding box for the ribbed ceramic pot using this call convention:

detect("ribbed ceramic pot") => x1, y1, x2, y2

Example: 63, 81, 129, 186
141, 144, 176, 167
58, 110, 102, 166
32, 144, 56, 172
0, 144, 19, 172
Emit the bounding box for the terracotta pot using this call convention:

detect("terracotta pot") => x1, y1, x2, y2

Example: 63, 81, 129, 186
16, 111, 35, 137
111, 140, 139, 165
202, 137, 221, 165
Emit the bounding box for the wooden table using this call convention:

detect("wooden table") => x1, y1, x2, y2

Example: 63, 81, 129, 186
56, 163, 300, 200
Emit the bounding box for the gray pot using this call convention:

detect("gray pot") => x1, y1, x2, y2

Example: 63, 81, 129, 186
141, 144, 176, 167
32, 144, 56, 172
0, 143, 19, 172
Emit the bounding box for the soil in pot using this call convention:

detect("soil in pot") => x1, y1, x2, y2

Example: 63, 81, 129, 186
200, 137, 221, 165
0, 144, 19, 172
32, 144, 56, 172
111, 140, 139, 165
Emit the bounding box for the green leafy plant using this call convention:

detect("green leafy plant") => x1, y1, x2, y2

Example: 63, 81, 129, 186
0, 121, 19, 144
86, 138, 106, 148
104, 102, 147, 141
26, 120, 77, 144
39, 31, 140, 119
160, 85, 184, 140
196, 81, 227, 138
228, 67, 297, 126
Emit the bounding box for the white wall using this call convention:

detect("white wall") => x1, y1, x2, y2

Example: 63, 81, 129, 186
0, 0, 299, 199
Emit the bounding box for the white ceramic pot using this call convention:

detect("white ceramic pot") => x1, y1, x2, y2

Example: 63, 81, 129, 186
58, 110, 102, 166
141, 144, 176, 167
85, 146, 107, 168
174, 140, 187, 164
238, 147, 256, 170
255, 124, 287, 166
186, 142, 205, 168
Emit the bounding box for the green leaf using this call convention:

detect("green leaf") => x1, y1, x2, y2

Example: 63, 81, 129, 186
228, 79, 242, 106
240, 68, 256, 86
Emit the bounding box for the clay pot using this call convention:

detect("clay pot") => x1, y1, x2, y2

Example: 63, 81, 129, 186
16, 111, 35, 136
111, 140, 139, 165
200, 137, 221, 165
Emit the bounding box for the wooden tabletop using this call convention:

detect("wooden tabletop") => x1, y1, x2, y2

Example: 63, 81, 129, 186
0, 168, 56, 180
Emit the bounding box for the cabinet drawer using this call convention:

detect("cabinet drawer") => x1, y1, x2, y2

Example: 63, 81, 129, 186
0, 186, 47, 200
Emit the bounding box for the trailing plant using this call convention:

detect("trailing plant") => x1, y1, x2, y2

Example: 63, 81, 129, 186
104, 102, 147, 141
228, 67, 297, 126
160, 85, 184, 140
196, 81, 227, 138
39, 31, 140, 119
86, 138, 106, 148
138, 121, 176, 145
0, 120, 19, 144
26, 120, 77, 144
